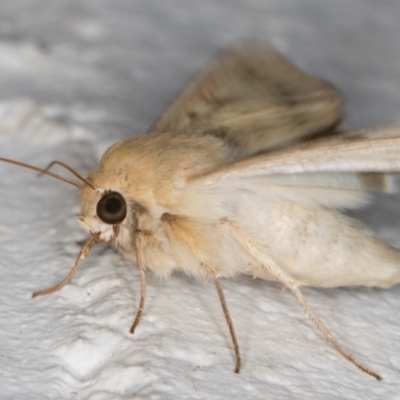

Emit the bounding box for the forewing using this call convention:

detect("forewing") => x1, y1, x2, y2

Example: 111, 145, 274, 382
195, 124, 400, 179
150, 43, 343, 159
190, 124, 400, 201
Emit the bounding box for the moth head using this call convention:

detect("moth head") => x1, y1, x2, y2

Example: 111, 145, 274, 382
77, 185, 129, 244
0, 156, 134, 245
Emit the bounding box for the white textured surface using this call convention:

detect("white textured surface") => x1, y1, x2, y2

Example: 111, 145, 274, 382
1, 1, 400, 399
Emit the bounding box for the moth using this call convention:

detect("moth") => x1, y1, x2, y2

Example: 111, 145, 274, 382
2, 42, 400, 381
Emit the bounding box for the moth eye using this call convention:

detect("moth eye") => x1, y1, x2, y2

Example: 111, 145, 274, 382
96, 191, 127, 225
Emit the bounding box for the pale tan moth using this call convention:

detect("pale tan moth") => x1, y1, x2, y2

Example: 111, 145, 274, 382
2, 42, 400, 380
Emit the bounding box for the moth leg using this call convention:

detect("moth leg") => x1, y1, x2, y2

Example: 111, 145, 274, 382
32, 237, 95, 298
202, 262, 241, 373
130, 230, 147, 334
224, 218, 382, 381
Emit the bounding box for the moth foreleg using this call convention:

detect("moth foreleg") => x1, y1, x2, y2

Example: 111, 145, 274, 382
202, 262, 241, 373
224, 218, 382, 381
32, 237, 95, 298
130, 230, 147, 334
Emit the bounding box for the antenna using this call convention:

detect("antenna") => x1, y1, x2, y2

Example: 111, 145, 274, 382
0, 157, 94, 189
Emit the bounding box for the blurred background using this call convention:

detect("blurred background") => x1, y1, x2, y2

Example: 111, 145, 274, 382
1, 1, 399, 140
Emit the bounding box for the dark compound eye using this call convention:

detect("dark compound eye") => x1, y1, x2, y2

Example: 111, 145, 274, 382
96, 191, 127, 225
